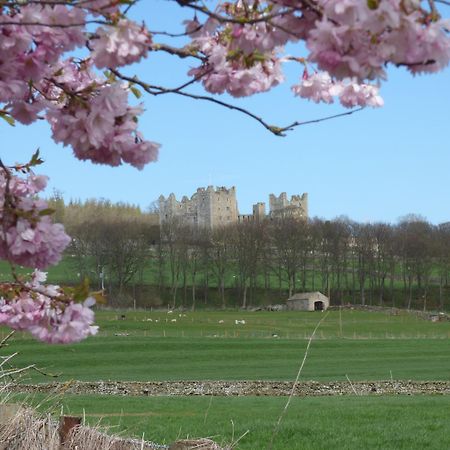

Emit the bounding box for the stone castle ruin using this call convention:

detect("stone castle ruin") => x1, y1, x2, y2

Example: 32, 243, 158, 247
159, 186, 308, 229
269, 192, 308, 220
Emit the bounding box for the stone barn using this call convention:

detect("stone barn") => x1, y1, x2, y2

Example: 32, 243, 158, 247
286, 292, 329, 311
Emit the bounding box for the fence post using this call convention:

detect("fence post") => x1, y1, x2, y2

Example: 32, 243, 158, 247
59, 415, 82, 445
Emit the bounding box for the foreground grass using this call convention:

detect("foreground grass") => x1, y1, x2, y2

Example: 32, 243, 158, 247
6, 310, 450, 449
6, 309, 450, 383
15, 394, 450, 450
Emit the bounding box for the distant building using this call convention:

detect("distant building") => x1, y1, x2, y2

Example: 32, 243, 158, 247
159, 186, 238, 229
269, 192, 308, 220
286, 292, 329, 311
159, 186, 308, 229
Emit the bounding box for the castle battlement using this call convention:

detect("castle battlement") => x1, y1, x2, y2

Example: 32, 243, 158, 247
159, 187, 308, 228
269, 192, 308, 219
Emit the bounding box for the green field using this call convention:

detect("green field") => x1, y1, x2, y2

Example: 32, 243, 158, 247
6, 309, 450, 449
6, 310, 450, 383
14, 394, 450, 450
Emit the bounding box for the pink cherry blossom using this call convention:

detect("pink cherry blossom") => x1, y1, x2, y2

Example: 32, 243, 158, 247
336, 81, 384, 108
91, 19, 151, 69
292, 72, 335, 104
0, 170, 71, 269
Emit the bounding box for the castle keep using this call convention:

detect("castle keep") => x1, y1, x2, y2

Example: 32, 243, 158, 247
159, 187, 308, 229
159, 186, 238, 229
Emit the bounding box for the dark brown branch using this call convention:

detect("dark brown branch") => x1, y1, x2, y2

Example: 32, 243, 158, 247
0, 20, 106, 28
149, 25, 203, 38
111, 69, 364, 136
277, 107, 365, 134
111, 69, 287, 135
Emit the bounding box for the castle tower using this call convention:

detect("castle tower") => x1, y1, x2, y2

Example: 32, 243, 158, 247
269, 192, 308, 220
252, 202, 266, 222
159, 186, 238, 229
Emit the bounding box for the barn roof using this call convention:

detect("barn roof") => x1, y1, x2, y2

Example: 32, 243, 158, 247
287, 292, 328, 301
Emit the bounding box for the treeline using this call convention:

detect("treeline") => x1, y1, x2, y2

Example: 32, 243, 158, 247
51, 197, 450, 311
157, 215, 450, 311
49, 197, 159, 301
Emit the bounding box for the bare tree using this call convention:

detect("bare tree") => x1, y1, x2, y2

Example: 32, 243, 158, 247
268, 217, 308, 298
209, 226, 233, 309
231, 221, 265, 308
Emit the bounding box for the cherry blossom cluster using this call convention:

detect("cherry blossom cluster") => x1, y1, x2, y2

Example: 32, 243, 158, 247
186, 0, 450, 106
186, 8, 289, 97
0, 165, 71, 269
292, 71, 383, 108
1, 1, 158, 169
46, 74, 159, 169
0, 163, 98, 344
0, 270, 98, 344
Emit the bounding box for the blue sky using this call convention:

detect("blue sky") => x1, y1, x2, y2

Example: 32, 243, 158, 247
3, 1, 450, 224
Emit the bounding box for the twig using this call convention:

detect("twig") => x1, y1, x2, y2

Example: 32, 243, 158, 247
150, 42, 204, 61
0, 364, 37, 379
267, 310, 330, 450
277, 108, 364, 134
175, 1, 300, 26
0, 330, 15, 349
230, 429, 250, 449
0, 20, 106, 28
203, 395, 213, 425
0, 352, 18, 369
111, 69, 364, 136
345, 374, 359, 395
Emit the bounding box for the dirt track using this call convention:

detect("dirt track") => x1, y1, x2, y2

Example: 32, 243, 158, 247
11, 380, 450, 397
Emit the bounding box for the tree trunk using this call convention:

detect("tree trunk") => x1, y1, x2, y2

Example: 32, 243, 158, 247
220, 278, 225, 309
242, 284, 248, 309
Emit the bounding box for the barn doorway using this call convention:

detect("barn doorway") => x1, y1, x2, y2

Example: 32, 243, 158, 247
314, 301, 324, 311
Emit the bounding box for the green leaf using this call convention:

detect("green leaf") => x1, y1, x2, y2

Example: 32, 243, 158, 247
38, 208, 56, 217
29, 149, 44, 167
72, 278, 91, 302
130, 85, 142, 99
0, 112, 15, 127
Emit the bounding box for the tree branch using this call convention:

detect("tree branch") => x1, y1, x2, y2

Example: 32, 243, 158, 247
150, 43, 204, 61
111, 69, 364, 136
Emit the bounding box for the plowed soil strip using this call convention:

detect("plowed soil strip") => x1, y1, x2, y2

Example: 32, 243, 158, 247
11, 380, 450, 397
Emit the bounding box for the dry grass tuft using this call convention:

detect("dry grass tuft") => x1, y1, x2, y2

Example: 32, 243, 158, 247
0, 402, 228, 450
0, 406, 59, 450
63, 424, 156, 449
168, 438, 228, 450
0, 405, 161, 449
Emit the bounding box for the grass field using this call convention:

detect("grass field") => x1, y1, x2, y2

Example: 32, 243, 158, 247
6, 309, 450, 383
14, 394, 450, 450
5, 309, 450, 449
